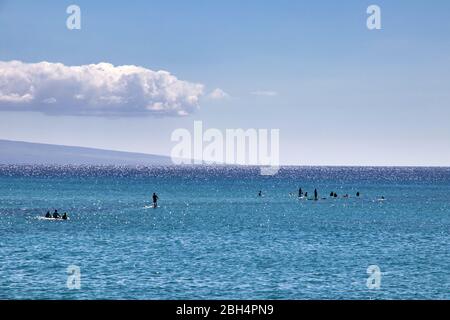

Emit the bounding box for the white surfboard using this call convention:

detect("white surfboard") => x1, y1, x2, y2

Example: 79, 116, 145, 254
37, 216, 69, 221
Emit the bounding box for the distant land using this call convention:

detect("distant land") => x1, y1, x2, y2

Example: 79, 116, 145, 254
0, 140, 173, 165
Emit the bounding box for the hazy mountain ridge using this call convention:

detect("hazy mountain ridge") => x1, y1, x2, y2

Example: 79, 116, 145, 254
0, 140, 173, 165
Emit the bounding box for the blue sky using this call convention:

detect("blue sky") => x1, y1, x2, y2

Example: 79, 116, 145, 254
0, 0, 449, 165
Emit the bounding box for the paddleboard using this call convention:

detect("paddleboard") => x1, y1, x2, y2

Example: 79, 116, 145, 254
37, 216, 69, 221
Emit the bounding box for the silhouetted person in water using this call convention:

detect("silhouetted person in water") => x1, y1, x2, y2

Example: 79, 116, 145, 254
333, 192, 338, 198
298, 188, 303, 197
45, 211, 51, 218
314, 189, 318, 201
62, 212, 68, 220
258, 190, 262, 197
304, 192, 308, 198
330, 192, 334, 197
53, 210, 60, 219
356, 192, 360, 197
152, 193, 159, 208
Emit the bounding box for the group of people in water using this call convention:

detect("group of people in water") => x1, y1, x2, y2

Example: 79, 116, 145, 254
301, 188, 361, 200
44, 209, 68, 220
258, 188, 384, 201
40, 185, 388, 220
42, 187, 386, 219
41, 188, 385, 219
298, 188, 361, 200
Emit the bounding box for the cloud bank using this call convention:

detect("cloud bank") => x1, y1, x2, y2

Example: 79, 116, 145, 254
0, 60, 205, 117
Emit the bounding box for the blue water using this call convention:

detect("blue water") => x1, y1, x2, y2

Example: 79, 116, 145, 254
0, 165, 449, 300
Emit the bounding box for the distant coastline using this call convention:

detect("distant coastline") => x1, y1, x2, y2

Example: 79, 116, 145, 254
0, 139, 172, 166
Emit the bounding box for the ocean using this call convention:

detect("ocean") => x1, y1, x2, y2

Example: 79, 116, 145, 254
0, 165, 449, 299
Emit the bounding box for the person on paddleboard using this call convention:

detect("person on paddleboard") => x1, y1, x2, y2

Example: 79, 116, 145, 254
152, 193, 159, 208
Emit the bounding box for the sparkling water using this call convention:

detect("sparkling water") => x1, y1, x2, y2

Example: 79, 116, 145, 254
0, 165, 449, 299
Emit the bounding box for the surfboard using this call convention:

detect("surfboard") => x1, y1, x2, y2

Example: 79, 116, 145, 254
37, 216, 69, 221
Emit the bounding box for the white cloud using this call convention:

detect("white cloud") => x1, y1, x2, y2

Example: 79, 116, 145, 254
0, 60, 206, 117
250, 90, 278, 97
208, 88, 229, 100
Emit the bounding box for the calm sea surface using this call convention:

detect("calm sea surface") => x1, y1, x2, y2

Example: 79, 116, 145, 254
0, 166, 449, 299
